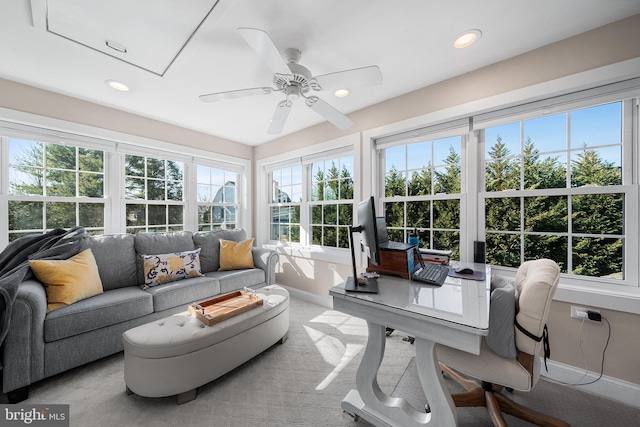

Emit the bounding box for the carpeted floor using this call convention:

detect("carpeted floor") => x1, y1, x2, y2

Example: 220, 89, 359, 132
391, 357, 639, 426
2, 295, 638, 426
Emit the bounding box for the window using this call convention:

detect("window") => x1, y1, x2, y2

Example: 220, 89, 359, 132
268, 165, 302, 243
196, 165, 238, 231
7, 138, 105, 240
124, 154, 184, 234
309, 155, 354, 248
481, 101, 630, 281
262, 144, 355, 250
380, 136, 463, 259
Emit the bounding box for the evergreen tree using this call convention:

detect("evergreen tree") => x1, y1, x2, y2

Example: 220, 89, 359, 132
571, 147, 623, 277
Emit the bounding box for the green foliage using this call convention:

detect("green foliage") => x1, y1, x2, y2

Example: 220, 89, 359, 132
486, 133, 623, 279
8, 140, 105, 236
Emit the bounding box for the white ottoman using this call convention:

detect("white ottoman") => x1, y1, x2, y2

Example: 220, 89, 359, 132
123, 285, 289, 404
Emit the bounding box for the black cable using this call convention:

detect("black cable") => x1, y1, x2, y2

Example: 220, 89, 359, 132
573, 316, 611, 386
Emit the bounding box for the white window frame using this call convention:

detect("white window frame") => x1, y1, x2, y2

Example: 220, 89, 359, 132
2, 133, 110, 241
475, 97, 638, 289
0, 108, 251, 248
194, 162, 242, 232
375, 120, 469, 258
256, 134, 359, 264
362, 64, 640, 314
121, 152, 187, 234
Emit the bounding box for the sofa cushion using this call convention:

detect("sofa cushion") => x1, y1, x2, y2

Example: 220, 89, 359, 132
193, 229, 247, 273
143, 276, 221, 312
142, 248, 204, 289
204, 269, 265, 294
80, 234, 138, 290
135, 231, 195, 286
44, 287, 153, 342
30, 249, 104, 312
219, 238, 255, 271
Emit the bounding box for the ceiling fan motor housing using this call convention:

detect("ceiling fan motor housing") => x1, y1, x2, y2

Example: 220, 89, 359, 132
273, 51, 314, 95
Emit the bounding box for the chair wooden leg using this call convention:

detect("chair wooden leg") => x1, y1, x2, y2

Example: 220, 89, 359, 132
441, 364, 570, 427
439, 362, 480, 391
485, 391, 508, 427
494, 392, 571, 427
450, 388, 486, 408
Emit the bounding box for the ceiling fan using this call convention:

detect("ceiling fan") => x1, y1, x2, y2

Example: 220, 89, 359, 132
199, 28, 383, 134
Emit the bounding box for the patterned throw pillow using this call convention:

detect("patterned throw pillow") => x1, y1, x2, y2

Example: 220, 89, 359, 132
142, 248, 203, 289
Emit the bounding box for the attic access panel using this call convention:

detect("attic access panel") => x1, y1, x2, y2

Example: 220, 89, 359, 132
39, 0, 221, 75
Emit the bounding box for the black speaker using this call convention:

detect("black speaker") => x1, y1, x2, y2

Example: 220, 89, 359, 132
474, 241, 486, 264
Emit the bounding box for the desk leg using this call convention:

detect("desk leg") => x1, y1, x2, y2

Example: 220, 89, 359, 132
414, 338, 458, 426
341, 322, 435, 426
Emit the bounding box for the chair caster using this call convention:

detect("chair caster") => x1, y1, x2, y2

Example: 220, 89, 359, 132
403, 336, 415, 344
342, 410, 359, 422
385, 327, 394, 337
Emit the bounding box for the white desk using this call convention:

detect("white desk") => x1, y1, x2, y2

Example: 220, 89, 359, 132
329, 264, 490, 427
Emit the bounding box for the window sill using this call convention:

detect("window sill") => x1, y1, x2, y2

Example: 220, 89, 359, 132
264, 242, 351, 264
490, 266, 640, 315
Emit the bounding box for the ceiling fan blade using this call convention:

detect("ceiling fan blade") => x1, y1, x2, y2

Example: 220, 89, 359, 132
199, 87, 272, 103
313, 66, 383, 91
268, 101, 292, 134
305, 96, 353, 130
237, 27, 292, 78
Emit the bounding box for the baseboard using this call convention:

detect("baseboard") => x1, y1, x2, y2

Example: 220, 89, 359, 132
542, 359, 640, 409
279, 285, 333, 309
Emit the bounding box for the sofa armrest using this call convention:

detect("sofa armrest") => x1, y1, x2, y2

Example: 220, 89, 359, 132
251, 247, 279, 287
2, 279, 47, 393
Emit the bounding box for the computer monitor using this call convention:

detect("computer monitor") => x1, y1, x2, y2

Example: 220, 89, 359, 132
358, 196, 381, 266
345, 196, 380, 293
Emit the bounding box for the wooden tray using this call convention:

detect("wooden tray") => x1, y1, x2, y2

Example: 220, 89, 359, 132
188, 291, 263, 326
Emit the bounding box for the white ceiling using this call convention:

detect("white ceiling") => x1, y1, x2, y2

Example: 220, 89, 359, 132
1, 0, 640, 146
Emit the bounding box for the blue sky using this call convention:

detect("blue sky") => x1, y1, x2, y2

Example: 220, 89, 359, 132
485, 102, 622, 166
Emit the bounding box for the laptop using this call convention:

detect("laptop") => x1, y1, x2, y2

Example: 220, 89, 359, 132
376, 217, 416, 251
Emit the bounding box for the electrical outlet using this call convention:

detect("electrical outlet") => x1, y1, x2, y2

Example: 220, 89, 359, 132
571, 305, 600, 320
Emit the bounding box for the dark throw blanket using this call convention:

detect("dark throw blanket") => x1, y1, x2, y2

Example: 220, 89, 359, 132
0, 227, 86, 347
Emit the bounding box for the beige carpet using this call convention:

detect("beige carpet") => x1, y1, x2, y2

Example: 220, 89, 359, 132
392, 357, 640, 426
3, 295, 637, 426
2, 296, 417, 426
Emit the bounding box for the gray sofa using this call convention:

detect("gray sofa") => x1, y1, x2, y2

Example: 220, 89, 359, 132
1, 228, 278, 403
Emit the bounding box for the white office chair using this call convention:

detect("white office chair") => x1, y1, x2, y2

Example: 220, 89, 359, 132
436, 259, 570, 427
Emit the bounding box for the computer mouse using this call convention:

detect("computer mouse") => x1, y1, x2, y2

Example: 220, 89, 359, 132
455, 267, 474, 274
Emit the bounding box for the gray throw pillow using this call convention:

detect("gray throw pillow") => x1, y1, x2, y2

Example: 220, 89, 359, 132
193, 229, 247, 273
486, 274, 517, 359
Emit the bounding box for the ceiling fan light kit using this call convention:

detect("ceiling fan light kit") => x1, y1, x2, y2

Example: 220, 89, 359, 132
199, 27, 383, 134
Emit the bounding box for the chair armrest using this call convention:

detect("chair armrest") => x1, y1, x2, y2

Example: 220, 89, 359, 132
2, 279, 47, 393
251, 247, 279, 286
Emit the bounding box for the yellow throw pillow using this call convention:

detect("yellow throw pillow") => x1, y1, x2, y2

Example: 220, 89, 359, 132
29, 248, 104, 312
218, 238, 255, 271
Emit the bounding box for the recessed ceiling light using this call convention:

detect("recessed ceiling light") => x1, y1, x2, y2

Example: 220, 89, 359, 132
105, 80, 129, 92
335, 89, 350, 98
454, 29, 482, 49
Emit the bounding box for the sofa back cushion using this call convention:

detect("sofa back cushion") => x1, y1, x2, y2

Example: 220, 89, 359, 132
193, 229, 247, 273
79, 234, 138, 291
134, 231, 195, 286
